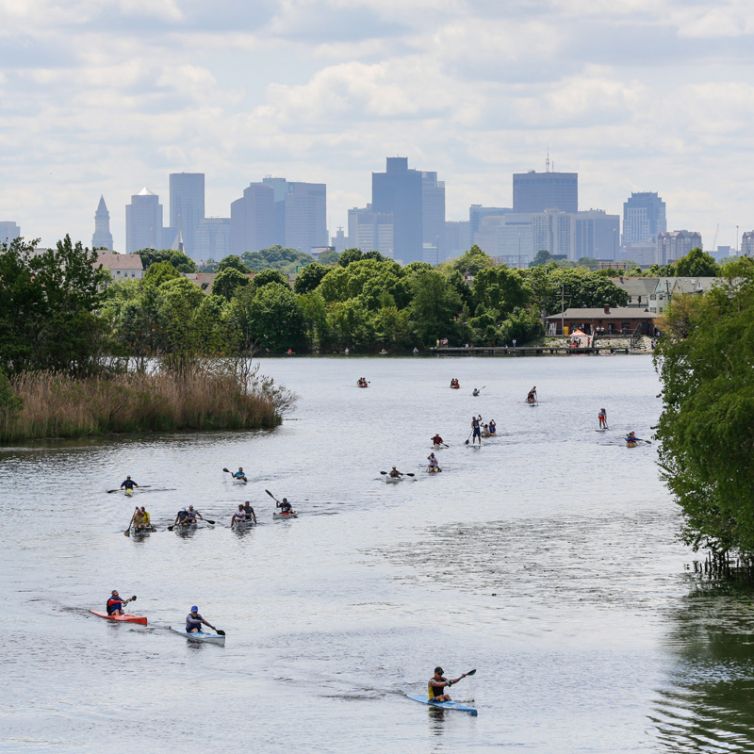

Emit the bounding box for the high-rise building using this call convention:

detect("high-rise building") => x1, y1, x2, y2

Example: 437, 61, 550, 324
575, 210, 620, 260
229, 183, 276, 254
331, 227, 348, 253
169, 173, 205, 260
421, 171, 445, 254
657, 230, 702, 265
532, 210, 576, 259
260, 178, 328, 253
622, 192, 667, 244
347, 205, 394, 258
372, 157, 423, 263
126, 188, 164, 252
469, 205, 511, 239
195, 218, 230, 261
91, 196, 113, 250
0, 221, 21, 243
513, 171, 578, 213
474, 214, 534, 266
442, 221, 471, 261
741, 231, 754, 256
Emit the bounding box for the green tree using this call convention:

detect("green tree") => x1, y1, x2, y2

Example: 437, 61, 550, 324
450, 245, 495, 278
217, 255, 250, 274
655, 274, 754, 555
409, 269, 463, 345
212, 267, 249, 300
241, 246, 314, 274
529, 250, 554, 267
338, 248, 365, 267
137, 248, 196, 273
298, 291, 329, 352
471, 266, 529, 317
326, 298, 375, 350
294, 261, 329, 294
231, 283, 305, 353
251, 269, 289, 291
674, 248, 720, 277
143, 261, 181, 287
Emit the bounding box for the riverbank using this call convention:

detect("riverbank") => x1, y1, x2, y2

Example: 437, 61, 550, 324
0, 368, 282, 442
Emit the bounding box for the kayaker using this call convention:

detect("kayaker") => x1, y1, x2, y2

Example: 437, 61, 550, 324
389, 466, 402, 479
186, 505, 204, 524
472, 387, 480, 397
276, 497, 293, 514
174, 508, 190, 527
527, 386, 537, 403
598, 408, 608, 429
428, 666, 470, 702
431, 434, 444, 446
139, 507, 151, 528
243, 501, 257, 524
230, 504, 246, 528
132, 506, 146, 529
106, 590, 134, 616
471, 416, 481, 445
231, 467, 248, 482
489, 419, 497, 435
626, 431, 638, 446
120, 475, 139, 492
427, 453, 441, 472
186, 606, 219, 634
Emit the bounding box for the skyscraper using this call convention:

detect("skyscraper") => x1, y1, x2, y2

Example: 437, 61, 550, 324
92, 196, 113, 250
574, 210, 620, 259
169, 173, 205, 259
126, 188, 163, 252
656, 230, 702, 264
0, 221, 21, 243
348, 206, 394, 258
421, 171, 446, 255
513, 171, 578, 213
261, 178, 327, 253
371, 157, 423, 263
741, 231, 754, 256
229, 183, 276, 254
622, 192, 667, 244
195, 218, 231, 261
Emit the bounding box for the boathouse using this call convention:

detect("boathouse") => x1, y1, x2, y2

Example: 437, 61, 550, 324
545, 306, 657, 336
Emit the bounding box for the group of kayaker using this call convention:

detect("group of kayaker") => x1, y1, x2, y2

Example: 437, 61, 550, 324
357, 377, 369, 388
130, 506, 151, 531
449, 378, 460, 389
105, 592, 219, 635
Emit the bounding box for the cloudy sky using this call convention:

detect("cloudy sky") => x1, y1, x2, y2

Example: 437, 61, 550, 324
1, 0, 753, 251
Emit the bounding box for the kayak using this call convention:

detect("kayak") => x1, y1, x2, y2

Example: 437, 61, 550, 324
232, 519, 256, 530
431, 443, 446, 451
273, 510, 298, 519
169, 626, 225, 644
427, 467, 442, 474
130, 525, 156, 535
385, 476, 403, 484
406, 693, 478, 716
626, 441, 638, 448
90, 610, 148, 626
232, 478, 248, 485
173, 522, 198, 533
125, 488, 134, 497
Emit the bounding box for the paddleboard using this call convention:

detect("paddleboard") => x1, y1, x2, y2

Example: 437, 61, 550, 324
406, 693, 477, 716
90, 610, 147, 626
169, 627, 225, 644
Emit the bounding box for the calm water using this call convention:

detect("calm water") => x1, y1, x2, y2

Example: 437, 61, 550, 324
2, 357, 754, 753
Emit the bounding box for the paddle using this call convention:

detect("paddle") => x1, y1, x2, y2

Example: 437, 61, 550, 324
123, 510, 136, 537
379, 471, 415, 477
167, 516, 214, 530
223, 467, 247, 483
464, 430, 472, 445
107, 485, 151, 494
265, 488, 280, 504
450, 668, 476, 686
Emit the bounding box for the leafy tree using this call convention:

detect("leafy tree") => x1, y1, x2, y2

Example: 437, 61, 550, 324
241, 283, 306, 353
409, 269, 463, 345
529, 250, 554, 267
217, 255, 250, 274
156, 277, 206, 372
294, 262, 329, 294
143, 261, 181, 287
241, 246, 313, 274
674, 248, 720, 277
326, 298, 375, 350
251, 269, 289, 291
524, 266, 628, 314
450, 245, 495, 278
317, 250, 340, 265
212, 267, 249, 300
338, 248, 365, 267
298, 291, 329, 352
318, 266, 350, 303
655, 273, 754, 555
0, 368, 21, 418
137, 248, 196, 273
471, 266, 529, 318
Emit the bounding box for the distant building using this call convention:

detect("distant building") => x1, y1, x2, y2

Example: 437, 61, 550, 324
475, 213, 534, 265
95, 251, 144, 280
613, 276, 659, 308
347, 205, 394, 258
618, 242, 656, 267
532, 210, 576, 260
622, 192, 666, 244
741, 231, 754, 256
261, 178, 327, 253
169, 173, 205, 260
545, 306, 657, 336
331, 227, 348, 253
574, 210, 619, 260
513, 171, 578, 213
195, 218, 230, 261
651, 277, 721, 313
229, 183, 276, 254
469, 205, 511, 239
91, 196, 113, 250
442, 220, 470, 261
126, 188, 163, 253
656, 230, 702, 265
0, 220, 21, 243
421, 171, 446, 256
372, 157, 423, 263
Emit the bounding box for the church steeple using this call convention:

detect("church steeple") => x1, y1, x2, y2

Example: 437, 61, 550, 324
92, 195, 113, 250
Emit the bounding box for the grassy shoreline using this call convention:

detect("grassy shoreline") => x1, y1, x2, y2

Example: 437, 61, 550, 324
0, 369, 282, 443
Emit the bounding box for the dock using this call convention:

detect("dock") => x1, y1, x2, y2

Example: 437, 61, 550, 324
429, 345, 633, 357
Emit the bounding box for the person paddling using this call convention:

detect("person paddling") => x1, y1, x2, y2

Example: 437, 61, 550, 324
488, 419, 497, 435
389, 466, 403, 478
106, 590, 134, 616
276, 497, 293, 514
472, 387, 480, 397
139, 507, 151, 528
431, 433, 444, 447
243, 501, 257, 524
527, 386, 537, 404
230, 504, 246, 528
231, 467, 248, 482
427, 452, 441, 472
174, 508, 190, 527
186, 606, 219, 634
185, 505, 204, 524
120, 475, 139, 494
598, 408, 608, 429
471, 416, 482, 445
428, 666, 472, 702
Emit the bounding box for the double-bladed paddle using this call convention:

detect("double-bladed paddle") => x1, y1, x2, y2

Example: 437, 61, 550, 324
379, 470, 415, 477
223, 467, 247, 483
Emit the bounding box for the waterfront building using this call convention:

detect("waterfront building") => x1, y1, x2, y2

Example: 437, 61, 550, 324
612, 276, 659, 308
169, 173, 205, 260
574, 210, 620, 260
741, 231, 754, 256
0, 220, 21, 243
96, 251, 144, 280
126, 188, 163, 252
91, 196, 113, 250
229, 183, 276, 254
545, 305, 657, 336
513, 170, 578, 213
622, 192, 666, 244
347, 205, 394, 258
656, 230, 702, 265
195, 218, 230, 261
651, 277, 721, 313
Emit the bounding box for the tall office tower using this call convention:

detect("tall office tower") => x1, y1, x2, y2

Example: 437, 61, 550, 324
91, 196, 113, 250
126, 188, 164, 252
229, 183, 276, 254
195, 218, 231, 261
347, 205, 394, 258
442, 220, 471, 261
169, 173, 205, 259
741, 231, 754, 256
532, 209, 576, 259
331, 227, 348, 253
622, 192, 666, 244
513, 171, 578, 213
0, 221, 21, 243
575, 210, 620, 259
421, 171, 446, 255
656, 230, 702, 265
469, 205, 511, 240
260, 178, 328, 252
371, 157, 423, 263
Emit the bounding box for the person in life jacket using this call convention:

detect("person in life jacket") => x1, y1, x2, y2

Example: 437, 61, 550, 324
106, 590, 134, 616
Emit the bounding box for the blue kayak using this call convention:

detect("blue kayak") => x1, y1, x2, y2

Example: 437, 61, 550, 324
406, 693, 478, 716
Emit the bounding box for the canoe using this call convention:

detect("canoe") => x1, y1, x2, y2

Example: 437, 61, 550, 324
90, 610, 148, 626
169, 626, 225, 644
173, 522, 198, 533
406, 693, 477, 716
232, 519, 256, 530
130, 525, 156, 535
273, 510, 298, 519
450, 385, 460, 389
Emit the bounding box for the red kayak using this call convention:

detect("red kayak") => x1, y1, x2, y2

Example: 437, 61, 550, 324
89, 610, 148, 626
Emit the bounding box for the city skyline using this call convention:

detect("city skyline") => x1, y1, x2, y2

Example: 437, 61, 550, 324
1, 2, 753, 252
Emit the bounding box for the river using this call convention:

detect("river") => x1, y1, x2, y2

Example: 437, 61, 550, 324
2, 356, 754, 753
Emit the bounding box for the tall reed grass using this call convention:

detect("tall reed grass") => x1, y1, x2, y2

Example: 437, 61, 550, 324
0, 367, 282, 442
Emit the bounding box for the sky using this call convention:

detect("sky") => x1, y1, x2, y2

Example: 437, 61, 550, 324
1, 0, 753, 252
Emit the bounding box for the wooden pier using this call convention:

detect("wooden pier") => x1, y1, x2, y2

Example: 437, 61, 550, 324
429, 345, 632, 357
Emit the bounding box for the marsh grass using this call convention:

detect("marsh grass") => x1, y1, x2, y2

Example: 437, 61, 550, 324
0, 366, 283, 442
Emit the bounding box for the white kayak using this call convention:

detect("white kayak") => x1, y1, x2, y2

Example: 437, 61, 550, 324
406, 693, 478, 716
385, 476, 403, 484
169, 627, 225, 644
